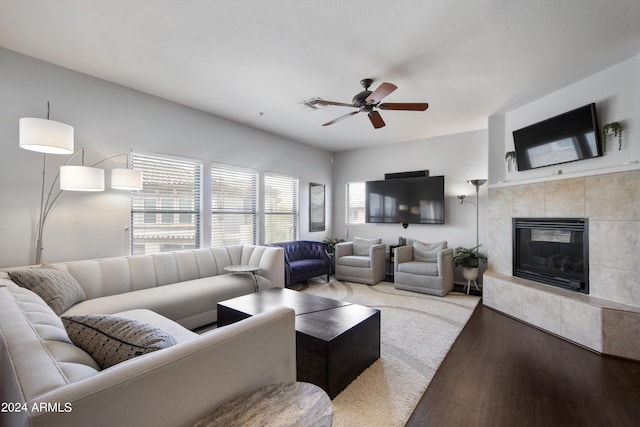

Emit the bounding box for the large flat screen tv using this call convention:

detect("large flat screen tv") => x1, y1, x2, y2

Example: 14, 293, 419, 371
512, 103, 602, 171
365, 175, 445, 225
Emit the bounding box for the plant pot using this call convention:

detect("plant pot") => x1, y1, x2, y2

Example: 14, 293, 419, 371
462, 267, 479, 281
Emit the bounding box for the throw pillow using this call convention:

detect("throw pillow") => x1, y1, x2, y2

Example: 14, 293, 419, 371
62, 314, 178, 369
352, 237, 382, 256
413, 240, 447, 262
8, 266, 86, 315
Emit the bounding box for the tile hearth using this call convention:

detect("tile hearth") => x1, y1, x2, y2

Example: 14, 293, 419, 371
484, 271, 640, 360
485, 169, 640, 362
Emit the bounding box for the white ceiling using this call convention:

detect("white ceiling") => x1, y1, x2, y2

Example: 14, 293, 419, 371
2, 1, 640, 152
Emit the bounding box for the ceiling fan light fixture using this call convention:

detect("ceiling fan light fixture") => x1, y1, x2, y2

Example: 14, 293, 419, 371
317, 79, 428, 129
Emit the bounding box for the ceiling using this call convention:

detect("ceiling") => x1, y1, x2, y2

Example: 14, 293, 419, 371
1, 1, 640, 152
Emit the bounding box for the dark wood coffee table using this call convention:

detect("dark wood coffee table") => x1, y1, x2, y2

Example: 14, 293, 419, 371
218, 288, 381, 399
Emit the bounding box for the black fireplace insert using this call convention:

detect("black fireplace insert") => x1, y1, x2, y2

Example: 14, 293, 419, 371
513, 218, 589, 293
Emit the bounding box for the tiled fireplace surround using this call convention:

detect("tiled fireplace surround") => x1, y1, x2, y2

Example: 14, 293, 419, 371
484, 169, 640, 361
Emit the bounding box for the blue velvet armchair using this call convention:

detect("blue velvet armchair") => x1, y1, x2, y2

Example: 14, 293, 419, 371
270, 240, 331, 287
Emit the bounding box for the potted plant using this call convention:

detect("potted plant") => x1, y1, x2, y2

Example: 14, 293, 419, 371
453, 245, 488, 280
323, 237, 344, 253
602, 122, 623, 152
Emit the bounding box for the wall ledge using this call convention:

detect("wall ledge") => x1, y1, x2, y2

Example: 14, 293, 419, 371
489, 160, 639, 188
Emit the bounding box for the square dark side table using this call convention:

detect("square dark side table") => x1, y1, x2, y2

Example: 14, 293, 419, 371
218, 288, 380, 399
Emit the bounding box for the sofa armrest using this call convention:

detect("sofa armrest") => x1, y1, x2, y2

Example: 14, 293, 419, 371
334, 242, 353, 259
30, 307, 296, 427
438, 248, 455, 284
394, 245, 413, 272
369, 244, 386, 266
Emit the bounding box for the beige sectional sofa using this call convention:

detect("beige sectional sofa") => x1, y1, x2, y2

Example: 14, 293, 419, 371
0, 245, 296, 427
18, 244, 285, 328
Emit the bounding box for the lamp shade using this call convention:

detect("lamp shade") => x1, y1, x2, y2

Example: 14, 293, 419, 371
60, 165, 104, 191
19, 118, 74, 154
111, 168, 143, 190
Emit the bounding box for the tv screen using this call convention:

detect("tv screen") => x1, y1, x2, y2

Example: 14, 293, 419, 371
365, 176, 445, 224
512, 103, 602, 171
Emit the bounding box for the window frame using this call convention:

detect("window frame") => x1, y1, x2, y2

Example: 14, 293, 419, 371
211, 162, 259, 246
346, 181, 366, 225
130, 151, 203, 255
263, 172, 299, 244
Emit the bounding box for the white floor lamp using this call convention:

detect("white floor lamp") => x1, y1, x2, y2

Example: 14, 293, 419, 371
20, 103, 142, 264
457, 179, 487, 293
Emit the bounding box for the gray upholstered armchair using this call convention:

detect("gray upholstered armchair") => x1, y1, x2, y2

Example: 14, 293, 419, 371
334, 237, 386, 285
394, 240, 454, 296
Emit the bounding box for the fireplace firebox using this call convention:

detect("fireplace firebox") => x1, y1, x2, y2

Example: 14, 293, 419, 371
513, 218, 589, 293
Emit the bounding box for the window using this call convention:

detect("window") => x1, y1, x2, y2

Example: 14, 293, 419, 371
211, 164, 258, 246
264, 173, 298, 244
346, 182, 365, 224
131, 152, 202, 254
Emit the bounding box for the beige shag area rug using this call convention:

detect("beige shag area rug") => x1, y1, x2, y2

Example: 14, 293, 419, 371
298, 279, 480, 427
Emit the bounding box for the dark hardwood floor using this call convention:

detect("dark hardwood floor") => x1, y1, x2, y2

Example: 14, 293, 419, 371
406, 303, 640, 427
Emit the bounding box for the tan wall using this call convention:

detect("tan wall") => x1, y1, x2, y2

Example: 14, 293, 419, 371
488, 169, 640, 309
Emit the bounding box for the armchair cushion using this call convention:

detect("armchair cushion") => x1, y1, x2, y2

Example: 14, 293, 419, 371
397, 261, 439, 276
413, 240, 447, 262
338, 256, 371, 268
352, 237, 382, 256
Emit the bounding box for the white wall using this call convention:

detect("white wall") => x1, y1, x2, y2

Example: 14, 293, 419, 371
0, 48, 333, 267
332, 130, 489, 256
489, 54, 640, 185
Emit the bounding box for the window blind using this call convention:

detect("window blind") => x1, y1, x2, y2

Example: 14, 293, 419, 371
346, 182, 366, 224
211, 164, 258, 246
131, 153, 202, 254
264, 173, 298, 244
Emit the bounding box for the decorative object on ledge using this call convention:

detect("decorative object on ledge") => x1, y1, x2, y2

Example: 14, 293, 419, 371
310, 182, 326, 232
19, 103, 143, 264
602, 121, 623, 152
505, 151, 517, 172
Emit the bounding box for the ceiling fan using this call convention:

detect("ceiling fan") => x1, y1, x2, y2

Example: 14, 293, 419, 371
312, 78, 428, 129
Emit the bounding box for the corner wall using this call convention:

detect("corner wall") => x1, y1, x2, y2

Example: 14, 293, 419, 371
484, 52, 640, 360
0, 48, 333, 267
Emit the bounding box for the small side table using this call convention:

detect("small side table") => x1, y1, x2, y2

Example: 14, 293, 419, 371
224, 265, 261, 292
193, 381, 333, 427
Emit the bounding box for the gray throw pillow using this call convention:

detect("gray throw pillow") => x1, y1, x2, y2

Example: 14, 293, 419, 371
9, 266, 86, 315
413, 240, 447, 262
352, 237, 382, 256
62, 314, 177, 369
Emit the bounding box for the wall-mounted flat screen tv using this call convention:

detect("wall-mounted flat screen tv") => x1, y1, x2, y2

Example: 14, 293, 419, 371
512, 103, 603, 171
365, 175, 445, 224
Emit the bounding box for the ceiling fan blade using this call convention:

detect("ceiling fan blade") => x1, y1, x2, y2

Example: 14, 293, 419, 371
378, 102, 429, 111
316, 99, 356, 108
368, 111, 386, 129
365, 82, 397, 104
322, 111, 360, 126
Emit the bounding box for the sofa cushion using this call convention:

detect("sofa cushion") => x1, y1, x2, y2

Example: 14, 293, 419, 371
338, 255, 371, 268
413, 240, 447, 262
9, 266, 86, 315
353, 237, 382, 256
398, 261, 439, 276
62, 314, 177, 369
289, 259, 327, 270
